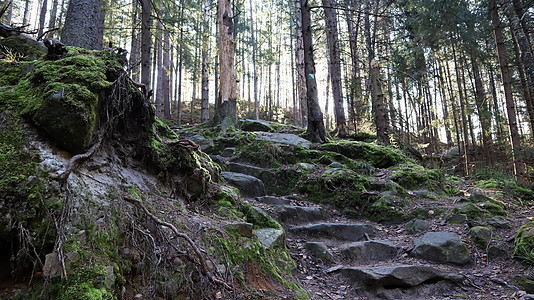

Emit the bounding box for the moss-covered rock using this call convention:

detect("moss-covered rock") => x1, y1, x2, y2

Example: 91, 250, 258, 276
365, 193, 409, 224
469, 226, 492, 249
514, 222, 534, 264
390, 163, 444, 190
319, 140, 404, 168
0, 36, 47, 61
297, 167, 369, 209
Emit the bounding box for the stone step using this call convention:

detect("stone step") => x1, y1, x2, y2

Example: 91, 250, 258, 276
254, 196, 291, 206
274, 205, 325, 225
328, 265, 463, 289
222, 171, 266, 197
410, 231, 472, 265
340, 240, 399, 262
288, 223, 375, 241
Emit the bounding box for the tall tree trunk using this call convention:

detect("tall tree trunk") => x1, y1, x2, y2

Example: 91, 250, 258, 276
511, 30, 534, 138
295, 0, 307, 126
47, 0, 59, 37
216, 0, 238, 126
490, 0, 527, 180
155, 0, 163, 118
472, 58, 492, 160
201, 0, 211, 122
61, 0, 104, 49
301, 0, 325, 142
322, 0, 347, 136
140, 0, 152, 90
437, 60, 453, 146
451, 40, 470, 174
290, 3, 298, 125
37, 0, 48, 38
345, 0, 362, 130
129, 0, 140, 82
163, 31, 171, 120
23, 0, 30, 25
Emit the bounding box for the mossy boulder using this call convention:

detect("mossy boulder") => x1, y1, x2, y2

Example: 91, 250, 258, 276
514, 222, 534, 264
297, 167, 369, 209
319, 140, 404, 168
240, 119, 274, 132
365, 193, 408, 224
468, 193, 507, 217
0, 36, 47, 61
390, 163, 444, 190
469, 226, 492, 249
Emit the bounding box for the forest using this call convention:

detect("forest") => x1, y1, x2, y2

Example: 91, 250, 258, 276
1, 0, 534, 299
2, 0, 534, 179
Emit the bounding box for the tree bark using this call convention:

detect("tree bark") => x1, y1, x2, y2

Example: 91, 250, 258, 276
155, 0, 163, 118
249, 0, 259, 120
140, 0, 152, 90
201, 0, 211, 123
322, 0, 347, 136
471, 58, 492, 160
47, 0, 59, 37
129, 0, 140, 82
301, 0, 326, 142
216, 0, 238, 126
490, 0, 527, 180
37, 0, 48, 38
295, 0, 307, 126
61, 0, 104, 49
163, 31, 171, 120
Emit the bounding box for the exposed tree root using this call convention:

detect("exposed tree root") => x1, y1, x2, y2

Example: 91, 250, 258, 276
122, 195, 233, 291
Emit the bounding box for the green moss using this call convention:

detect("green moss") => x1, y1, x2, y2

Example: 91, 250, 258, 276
469, 226, 492, 249
212, 229, 304, 296
240, 201, 281, 229
297, 167, 369, 209
0, 35, 47, 61
49, 265, 115, 300
514, 222, 534, 264
320, 140, 405, 168
391, 163, 443, 190
365, 194, 409, 224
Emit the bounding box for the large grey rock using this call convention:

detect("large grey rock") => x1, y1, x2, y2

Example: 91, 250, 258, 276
305, 242, 334, 264
404, 218, 429, 235
289, 223, 375, 241
43, 251, 80, 278
254, 132, 311, 149
228, 162, 265, 178
255, 196, 291, 206
240, 119, 274, 132
275, 205, 325, 224
189, 134, 214, 151
332, 265, 463, 288
341, 240, 398, 262
224, 222, 254, 238
222, 172, 266, 197
411, 232, 471, 265
255, 228, 285, 249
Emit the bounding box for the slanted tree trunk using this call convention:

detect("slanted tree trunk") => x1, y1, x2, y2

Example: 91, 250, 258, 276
322, 0, 347, 136
301, 0, 326, 142
200, 0, 211, 122
61, 0, 104, 49
490, 0, 527, 180
370, 59, 389, 145
216, 0, 238, 126
140, 0, 152, 91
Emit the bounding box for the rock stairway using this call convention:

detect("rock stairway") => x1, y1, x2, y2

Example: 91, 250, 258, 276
237, 192, 472, 299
